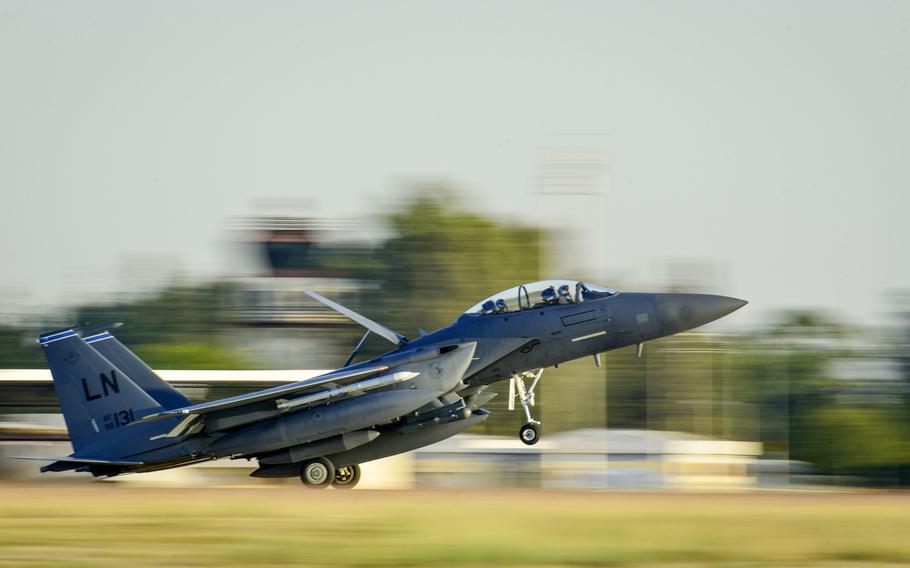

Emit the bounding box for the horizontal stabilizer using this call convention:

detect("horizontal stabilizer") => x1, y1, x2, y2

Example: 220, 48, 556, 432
14, 456, 144, 466
303, 289, 407, 345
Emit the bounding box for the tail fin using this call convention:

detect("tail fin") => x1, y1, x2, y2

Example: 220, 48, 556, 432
38, 330, 165, 454
81, 330, 191, 410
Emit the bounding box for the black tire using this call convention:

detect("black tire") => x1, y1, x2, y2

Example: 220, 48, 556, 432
332, 464, 362, 489
299, 457, 335, 488
519, 423, 539, 446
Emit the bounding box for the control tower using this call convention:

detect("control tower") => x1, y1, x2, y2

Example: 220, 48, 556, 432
225, 215, 365, 369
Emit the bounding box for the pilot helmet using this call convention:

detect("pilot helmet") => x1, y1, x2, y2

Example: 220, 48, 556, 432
557, 284, 571, 298
541, 286, 556, 301
481, 300, 496, 314
495, 298, 507, 312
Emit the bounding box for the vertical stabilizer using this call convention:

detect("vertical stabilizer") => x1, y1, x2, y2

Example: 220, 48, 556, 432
38, 330, 165, 454
82, 331, 190, 410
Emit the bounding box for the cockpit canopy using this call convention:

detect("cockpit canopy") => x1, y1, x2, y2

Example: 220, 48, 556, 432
465, 280, 618, 315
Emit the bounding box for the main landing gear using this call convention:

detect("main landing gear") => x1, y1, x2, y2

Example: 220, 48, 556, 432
299, 458, 362, 489
509, 368, 543, 446
332, 465, 362, 489
299, 457, 335, 488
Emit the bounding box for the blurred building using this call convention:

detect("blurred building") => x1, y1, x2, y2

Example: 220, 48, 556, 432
224, 215, 366, 369
414, 429, 761, 490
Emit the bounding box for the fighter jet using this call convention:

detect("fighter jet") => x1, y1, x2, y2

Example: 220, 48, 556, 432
26, 280, 744, 488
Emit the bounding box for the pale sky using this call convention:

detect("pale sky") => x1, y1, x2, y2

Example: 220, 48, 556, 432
1, 1, 909, 327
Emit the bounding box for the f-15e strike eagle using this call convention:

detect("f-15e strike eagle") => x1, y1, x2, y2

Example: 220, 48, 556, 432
25, 280, 745, 488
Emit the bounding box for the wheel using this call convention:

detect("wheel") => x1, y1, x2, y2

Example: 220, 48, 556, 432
332, 464, 362, 489
299, 457, 335, 488
519, 423, 539, 445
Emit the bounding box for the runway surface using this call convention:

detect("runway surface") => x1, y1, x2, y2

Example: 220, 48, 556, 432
1, 484, 909, 567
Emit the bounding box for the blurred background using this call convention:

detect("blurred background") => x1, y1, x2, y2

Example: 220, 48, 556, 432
1, 1, 910, 565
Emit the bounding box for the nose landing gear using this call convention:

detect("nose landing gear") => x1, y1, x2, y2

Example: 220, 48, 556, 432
519, 422, 539, 445
509, 369, 543, 445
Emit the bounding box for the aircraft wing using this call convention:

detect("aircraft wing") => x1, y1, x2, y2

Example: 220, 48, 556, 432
303, 289, 407, 345
137, 363, 390, 424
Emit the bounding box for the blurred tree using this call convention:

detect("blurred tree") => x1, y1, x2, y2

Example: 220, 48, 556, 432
0, 325, 44, 367
368, 187, 544, 336
73, 282, 252, 369
603, 348, 649, 430
895, 301, 910, 421
801, 407, 910, 473
130, 342, 251, 370
726, 311, 846, 461
75, 282, 232, 347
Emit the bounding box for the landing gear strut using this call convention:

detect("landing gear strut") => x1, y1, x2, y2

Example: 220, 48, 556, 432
332, 464, 362, 489
509, 368, 543, 445
299, 457, 335, 488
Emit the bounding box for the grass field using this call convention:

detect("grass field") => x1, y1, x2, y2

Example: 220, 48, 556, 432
0, 484, 909, 567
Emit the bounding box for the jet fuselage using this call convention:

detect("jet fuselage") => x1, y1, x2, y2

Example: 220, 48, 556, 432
363, 292, 747, 392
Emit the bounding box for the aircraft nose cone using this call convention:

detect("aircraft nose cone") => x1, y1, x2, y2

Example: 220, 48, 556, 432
655, 294, 747, 335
